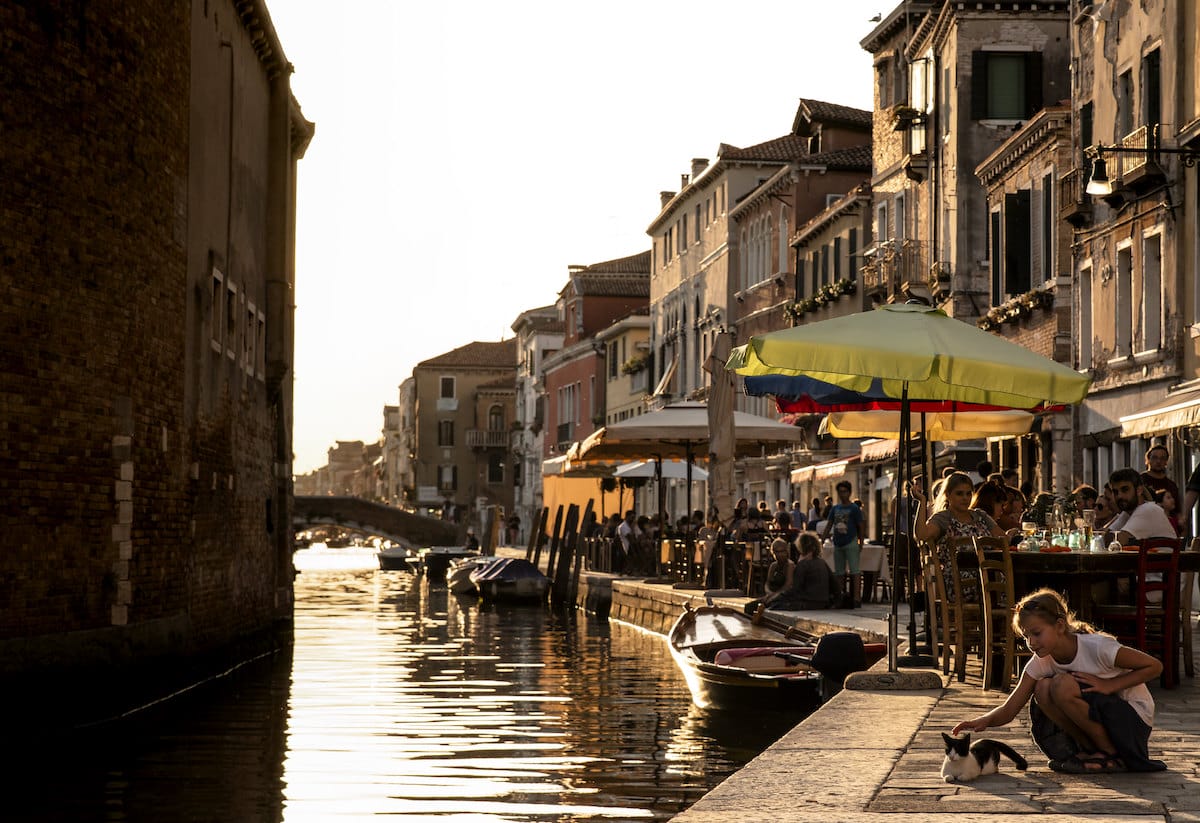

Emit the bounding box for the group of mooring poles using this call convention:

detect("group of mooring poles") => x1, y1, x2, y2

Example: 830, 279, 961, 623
526, 500, 591, 608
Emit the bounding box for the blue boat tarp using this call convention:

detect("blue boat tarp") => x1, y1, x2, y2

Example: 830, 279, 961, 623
469, 557, 547, 585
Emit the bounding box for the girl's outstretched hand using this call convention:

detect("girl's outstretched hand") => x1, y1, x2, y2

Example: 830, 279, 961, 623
951, 718, 988, 735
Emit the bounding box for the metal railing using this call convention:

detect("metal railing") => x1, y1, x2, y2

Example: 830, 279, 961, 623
1116, 125, 1149, 178
860, 239, 926, 296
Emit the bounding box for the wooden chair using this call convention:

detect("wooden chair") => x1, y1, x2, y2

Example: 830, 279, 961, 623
1093, 537, 1182, 688
974, 536, 1019, 691
1183, 537, 1199, 679
946, 536, 985, 682
919, 542, 954, 676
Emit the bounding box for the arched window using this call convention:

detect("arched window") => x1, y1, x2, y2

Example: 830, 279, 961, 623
488, 405, 504, 431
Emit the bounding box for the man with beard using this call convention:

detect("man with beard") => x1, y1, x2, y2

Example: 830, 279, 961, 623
1106, 468, 1176, 546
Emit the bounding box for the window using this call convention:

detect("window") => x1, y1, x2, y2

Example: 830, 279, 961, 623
1079, 263, 1093, 370
990, 209, 1002, 304
1141, 232, 1163, 353
894, 194, 906, 240
255, 311, 265, 379
1118, 69, 1134, 138
680, 216, 687, 251
210, 267, 224, 351
1041, 173, 1054, 283
875, 202, 889, 244
971, 51, 1042, 120
440, 377, 455, 399
1003, 190, 1032, 297
876, 59, 892, 109
1080, 101, 1094, 165
225, 280, 238, 359
608, 340, 619, 379
694, 205, 701, 243
244, 303, 256, 374
488, 453, 504, 485
848, 228, 859, 281
1116, 243, 1133, 356
488, 405, 504, 431
438, 420, 454, 446
833, 236, 843, 280
438, 465, 457, 491
1143, 49, 1161, 131
778, 209, 788, 272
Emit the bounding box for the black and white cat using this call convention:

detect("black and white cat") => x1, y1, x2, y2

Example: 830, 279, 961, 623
941, 732, 1028, 782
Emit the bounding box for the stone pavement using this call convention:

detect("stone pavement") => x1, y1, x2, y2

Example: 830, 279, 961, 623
673, 600, 1200, 822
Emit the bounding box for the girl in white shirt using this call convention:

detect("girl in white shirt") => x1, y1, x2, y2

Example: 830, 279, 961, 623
951, 588, 1166, 773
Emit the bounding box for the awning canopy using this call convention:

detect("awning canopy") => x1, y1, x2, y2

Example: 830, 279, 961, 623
790, 455, 859, 484
1119, 387, 1200, 437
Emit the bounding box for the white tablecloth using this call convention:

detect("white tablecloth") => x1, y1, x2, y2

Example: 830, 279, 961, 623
822, 540, 890, 580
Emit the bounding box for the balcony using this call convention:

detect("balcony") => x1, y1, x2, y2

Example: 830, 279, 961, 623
1058, 167, 1092, 228
1115, 125, 1165, 194
861, 239, 926, 301
466, 429, 509, 449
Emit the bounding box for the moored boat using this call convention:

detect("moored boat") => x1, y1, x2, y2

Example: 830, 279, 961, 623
667, 604, 885, 711
447, 555, 498, 595
377, 545, 417, 571
469, 557, 549, 603
417, 546, 480, 583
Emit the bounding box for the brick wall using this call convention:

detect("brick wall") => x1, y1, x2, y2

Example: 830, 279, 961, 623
0, 0, 302, 722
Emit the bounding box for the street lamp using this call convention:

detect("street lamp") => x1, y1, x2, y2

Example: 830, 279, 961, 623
1085, 142, 1200, 197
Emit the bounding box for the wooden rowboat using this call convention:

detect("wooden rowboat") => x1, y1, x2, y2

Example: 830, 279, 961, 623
667, 604, 885, 712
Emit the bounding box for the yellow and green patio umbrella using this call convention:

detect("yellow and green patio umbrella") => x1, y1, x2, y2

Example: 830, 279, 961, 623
727, 302, 1091, 408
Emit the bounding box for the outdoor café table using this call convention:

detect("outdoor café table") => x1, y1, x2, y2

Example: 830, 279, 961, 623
958, 546, 1200, 620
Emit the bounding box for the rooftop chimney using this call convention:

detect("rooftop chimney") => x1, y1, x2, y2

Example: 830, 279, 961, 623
680, 174, 690, 189
691, 158, 709, 179
660, 191, 675, 207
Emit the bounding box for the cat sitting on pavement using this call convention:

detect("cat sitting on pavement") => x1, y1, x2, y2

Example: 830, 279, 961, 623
941, 732, 1028, 783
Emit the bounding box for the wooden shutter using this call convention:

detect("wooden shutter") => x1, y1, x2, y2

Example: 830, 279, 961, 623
1004, 191, 1032, 296
971, 51, 988, 120
1024, 53, 1043, 117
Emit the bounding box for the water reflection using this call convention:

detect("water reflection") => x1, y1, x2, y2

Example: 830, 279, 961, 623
5, 547, 797, 822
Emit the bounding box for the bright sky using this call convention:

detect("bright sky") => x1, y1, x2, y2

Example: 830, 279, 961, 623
270, 0, 886, 475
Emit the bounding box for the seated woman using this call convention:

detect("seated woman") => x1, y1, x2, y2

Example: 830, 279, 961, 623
911, 471, 1010, 603
743, 538, 794, 616
787, 532, 841, 610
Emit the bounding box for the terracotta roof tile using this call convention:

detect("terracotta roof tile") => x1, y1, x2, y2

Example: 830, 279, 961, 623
574, 250, 651, 274
795, 99, 873, 130
417, 339, 517, 369
571, 273, 650, 297
719, 134, 812, 162
800, 144, 873, 170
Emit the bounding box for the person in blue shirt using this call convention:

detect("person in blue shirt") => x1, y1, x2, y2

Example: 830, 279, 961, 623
822, 480, 866, 608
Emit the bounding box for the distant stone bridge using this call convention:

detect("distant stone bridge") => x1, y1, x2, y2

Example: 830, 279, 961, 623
293, 496, 460, 548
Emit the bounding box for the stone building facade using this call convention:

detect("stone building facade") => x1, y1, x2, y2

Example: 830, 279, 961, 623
542, 253, 651, 459
510, 307, 563, 544
976, 104, 1075, 491
0, 0, 311, 723
412, 340, 518, 521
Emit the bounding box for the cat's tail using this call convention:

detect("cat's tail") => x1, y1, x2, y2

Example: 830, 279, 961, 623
992, 741, 1028, 771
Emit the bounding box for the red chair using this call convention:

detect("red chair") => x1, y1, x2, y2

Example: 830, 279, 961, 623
1093, 537, 1182, 688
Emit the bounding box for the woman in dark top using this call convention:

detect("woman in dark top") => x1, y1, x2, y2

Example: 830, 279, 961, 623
789, 532, 840, 609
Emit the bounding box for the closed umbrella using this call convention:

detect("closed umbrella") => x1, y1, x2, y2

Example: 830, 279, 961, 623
727, 303, 1091, 671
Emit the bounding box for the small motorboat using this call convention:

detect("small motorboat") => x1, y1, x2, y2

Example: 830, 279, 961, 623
667, 604, 885, 712
416, 546, 480, 583
469, 557, 550, 603
447, 555, 498, 595
377, 545, 417, 571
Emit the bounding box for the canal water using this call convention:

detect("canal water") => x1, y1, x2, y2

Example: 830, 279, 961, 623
8, 547, 802, 822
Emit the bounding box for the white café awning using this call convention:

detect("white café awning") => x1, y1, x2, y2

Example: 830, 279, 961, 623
1120, 387, 1200, 437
